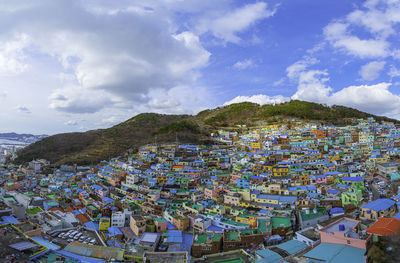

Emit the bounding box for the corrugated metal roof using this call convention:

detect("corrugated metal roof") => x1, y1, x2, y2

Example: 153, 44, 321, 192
9, 241, 38, 251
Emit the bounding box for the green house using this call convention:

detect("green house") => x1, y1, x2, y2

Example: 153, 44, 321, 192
341, 188, 363, 206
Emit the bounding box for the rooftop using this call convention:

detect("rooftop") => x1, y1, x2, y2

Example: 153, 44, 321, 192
302, 243, 366, 263
193, 233, 222, 244
367, 218, 400, 236
362, 198, 396, 212
143, 252, 187, 263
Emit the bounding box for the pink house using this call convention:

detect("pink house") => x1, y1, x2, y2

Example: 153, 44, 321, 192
309, 175, 327, 185
204, 186, 225, 199
318, 217, 372, 250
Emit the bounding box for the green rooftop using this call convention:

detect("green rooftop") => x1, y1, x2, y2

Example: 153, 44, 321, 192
257, 218, 271, 233
271, 217, 291, 229
88, 204, 98, 210
227, 231, 239, 241
240, 228, 260, 235
154, 217, 167, 223
300, 207, 327, 222
26, 207, 43, 215
193, 233, 222, 244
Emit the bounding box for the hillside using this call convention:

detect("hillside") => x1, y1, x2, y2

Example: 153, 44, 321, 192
16, 113, 208, 165
15, 100, 398, 165
195, 100, 398, 127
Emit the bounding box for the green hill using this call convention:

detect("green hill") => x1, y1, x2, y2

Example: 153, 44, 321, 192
195, 100, 397, 127
15, 100, 398, 165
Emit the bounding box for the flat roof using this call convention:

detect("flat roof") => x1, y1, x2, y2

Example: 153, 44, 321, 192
322, 218, 358, 236
9, 241, 38, 251
141, 232, 159, 243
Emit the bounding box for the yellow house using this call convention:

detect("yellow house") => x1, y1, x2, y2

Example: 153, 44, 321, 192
327, 154, 340, 162
238, 188, 251, 201
300, 173, 310, 185
266, 183, 281, 194
239, 201, 251, 208
99, 217, 111, 231
254, 195, 279, 205
235, 214, 257, 228
272, 166, 289, 177
157, 176, 166, 185
206, 205, 226, 215
251, 142, 262, 149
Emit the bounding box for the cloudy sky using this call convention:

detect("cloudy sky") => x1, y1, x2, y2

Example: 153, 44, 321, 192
1, 0, 400, 134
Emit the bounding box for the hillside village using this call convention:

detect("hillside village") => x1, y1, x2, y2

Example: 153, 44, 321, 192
2, 117, 400, 262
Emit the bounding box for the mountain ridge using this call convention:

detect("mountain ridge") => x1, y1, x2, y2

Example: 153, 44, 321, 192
15, 100, 398, 165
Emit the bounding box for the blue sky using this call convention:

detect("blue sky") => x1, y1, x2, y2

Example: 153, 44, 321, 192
1, 0, 400, 134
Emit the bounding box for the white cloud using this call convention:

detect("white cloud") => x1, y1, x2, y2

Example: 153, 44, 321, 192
233, 59, 254, 70
0, 91, 7, 98
198, 2, 276, 43
359, 61, 386, 81
49, 86, 115, 114
388, 65, 400, 78
0, 1, 211, 114
145, 85, 214, 114
286, 57, 319, 79
347, 9, 394, 38
286, 57, 332, 103
16, 106, 31, 114
238, 82, 400, 119
0, 33, 30, 75
323, 0, 400, 59
291, 70, 332, 102
286, 57, 400, 117
323, 22, 390, 59
223, 94, 289, 106
329, 82, 400, 115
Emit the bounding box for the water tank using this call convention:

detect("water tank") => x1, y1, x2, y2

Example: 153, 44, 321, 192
339, 224, 345, 231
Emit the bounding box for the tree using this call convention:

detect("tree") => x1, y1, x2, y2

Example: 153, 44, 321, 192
367, 244, 385, 263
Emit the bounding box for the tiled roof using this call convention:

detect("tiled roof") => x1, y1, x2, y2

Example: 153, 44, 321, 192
366, 218, 400, 236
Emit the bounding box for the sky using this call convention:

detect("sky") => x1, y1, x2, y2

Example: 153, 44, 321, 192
1, 0, 400, 134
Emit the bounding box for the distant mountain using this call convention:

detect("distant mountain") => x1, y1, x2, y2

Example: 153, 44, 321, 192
0, 133, 47, 145
15, 100, 398, 165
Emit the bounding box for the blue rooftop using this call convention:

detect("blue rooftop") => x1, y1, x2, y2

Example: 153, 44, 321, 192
167, 230, 183, 243
255, 249, 282, 263
362, 198, 396, 212
303, 243, 365, 263
275, 240, 308, 255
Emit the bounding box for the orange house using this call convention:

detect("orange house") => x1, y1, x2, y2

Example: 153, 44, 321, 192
313, 130, 326, 139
